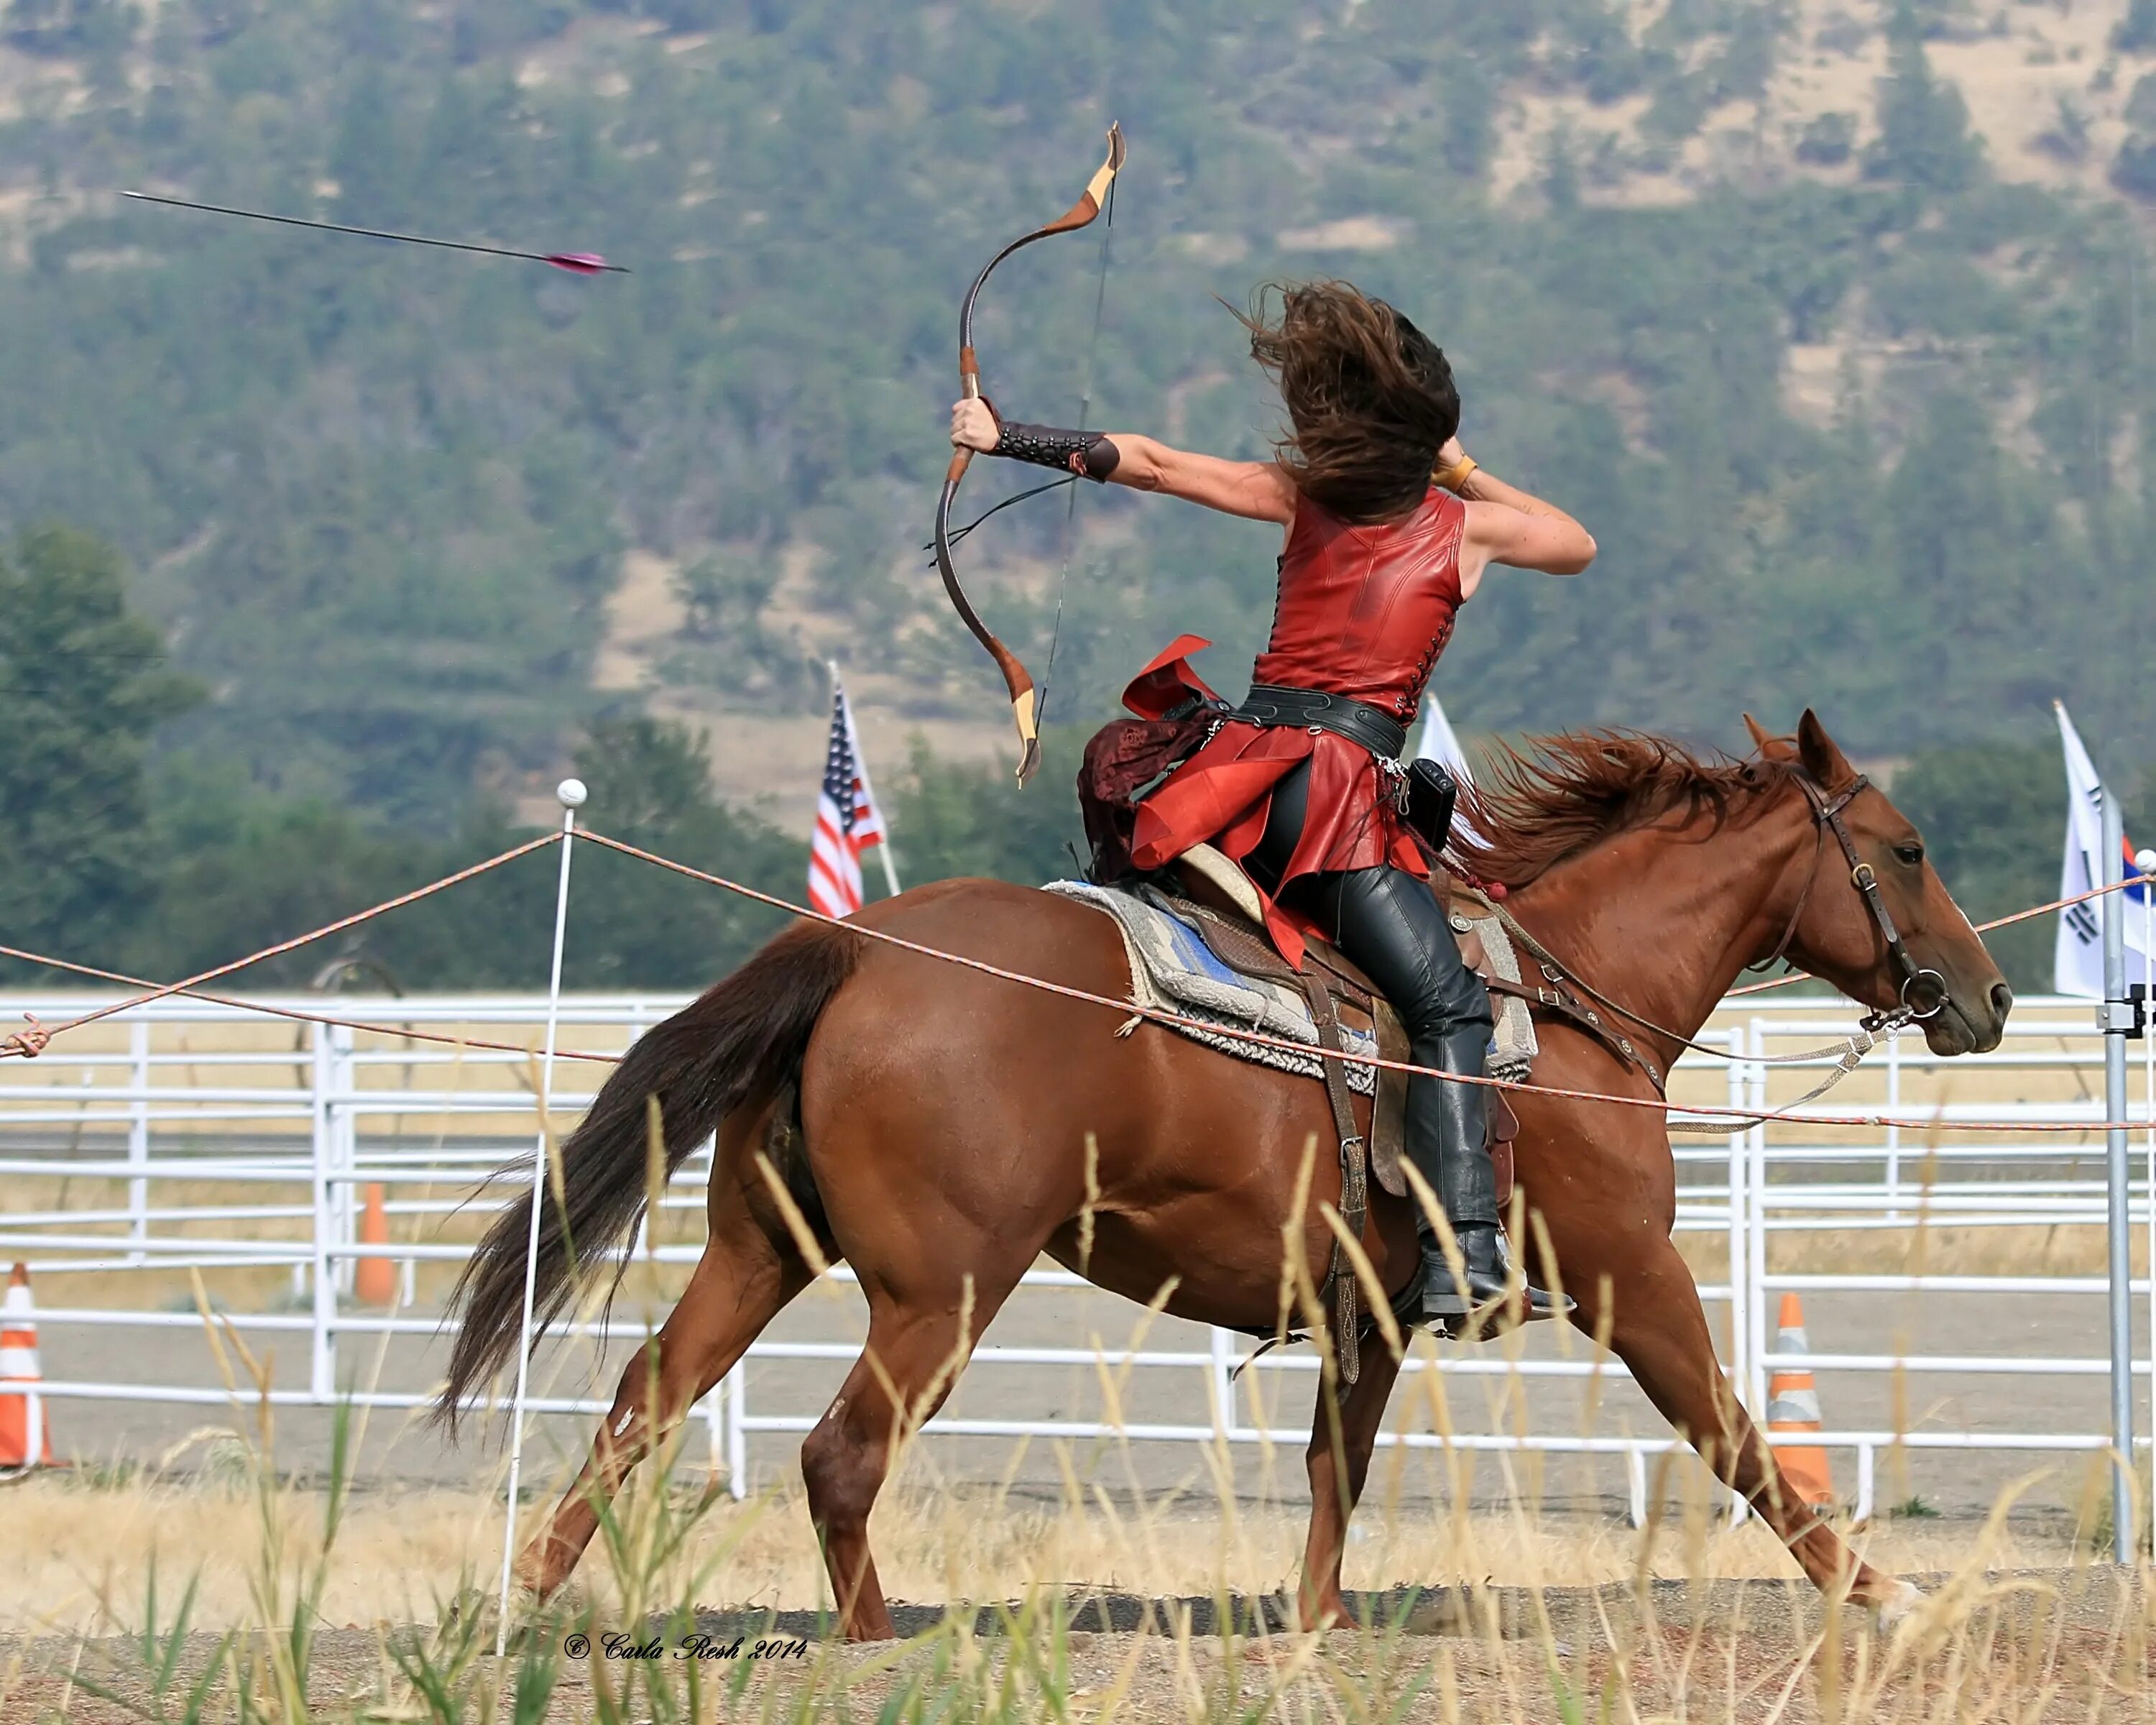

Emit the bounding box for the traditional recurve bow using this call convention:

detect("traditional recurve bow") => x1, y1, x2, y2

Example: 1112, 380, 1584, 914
934, 123, 1125, 785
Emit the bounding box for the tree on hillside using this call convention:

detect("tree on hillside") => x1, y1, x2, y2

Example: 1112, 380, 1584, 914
1865, 1, 1981, 193
888, 727, 1093, 888
553, 714, 806, 988
1892, 744, 2063, 993
0, 526, 201, 971
136, 714, 808, 992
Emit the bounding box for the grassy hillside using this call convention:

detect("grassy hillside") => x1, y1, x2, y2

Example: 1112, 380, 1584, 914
2, 0, 2155, 834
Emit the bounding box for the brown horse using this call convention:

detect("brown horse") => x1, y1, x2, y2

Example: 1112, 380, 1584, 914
439, 710, 2009, 1639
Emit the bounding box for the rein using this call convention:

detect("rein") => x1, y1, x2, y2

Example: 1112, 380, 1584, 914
1455, 766, 1952, 1133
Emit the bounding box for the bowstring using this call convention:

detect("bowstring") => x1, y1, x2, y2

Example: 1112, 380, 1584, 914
1036, 167, 1118, 732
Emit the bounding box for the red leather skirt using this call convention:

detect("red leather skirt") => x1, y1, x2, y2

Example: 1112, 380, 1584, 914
1129, 719, 1424, 970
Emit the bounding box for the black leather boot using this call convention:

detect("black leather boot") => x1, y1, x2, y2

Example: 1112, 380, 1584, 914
1413, 1026, 1572, 1333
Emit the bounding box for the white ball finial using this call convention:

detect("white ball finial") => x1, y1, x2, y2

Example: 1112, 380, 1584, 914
2137, 848, 2156, 876
556, 777, 589, 809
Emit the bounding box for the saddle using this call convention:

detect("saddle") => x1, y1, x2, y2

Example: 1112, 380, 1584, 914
1145, 845, 1526, 1376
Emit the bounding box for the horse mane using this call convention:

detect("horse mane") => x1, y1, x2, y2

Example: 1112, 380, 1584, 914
1455, 730, 1789, 889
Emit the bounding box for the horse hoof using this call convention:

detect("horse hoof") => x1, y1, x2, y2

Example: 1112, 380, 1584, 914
1871, 1579, 1924, 1627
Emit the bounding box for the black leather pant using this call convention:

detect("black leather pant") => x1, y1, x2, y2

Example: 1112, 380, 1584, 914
1245, 763, 1501, 1232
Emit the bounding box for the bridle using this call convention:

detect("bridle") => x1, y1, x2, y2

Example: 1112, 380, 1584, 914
1475, 762, 1953, 1080
1751, 770, 1950, 1034
1455, 764, 1955, 1131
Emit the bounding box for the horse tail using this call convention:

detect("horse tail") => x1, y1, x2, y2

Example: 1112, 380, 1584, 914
435, 919, 861, 1430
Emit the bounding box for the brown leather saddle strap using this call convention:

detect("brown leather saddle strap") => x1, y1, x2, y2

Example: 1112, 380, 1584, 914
1480, 970, 1667, 1095
1296, 968, 1368, 1387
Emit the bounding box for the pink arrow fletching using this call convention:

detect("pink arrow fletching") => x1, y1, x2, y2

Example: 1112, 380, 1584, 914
544, 252, 609, 275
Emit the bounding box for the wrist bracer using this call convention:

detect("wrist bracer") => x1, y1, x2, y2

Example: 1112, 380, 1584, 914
991, 421, 1121, 482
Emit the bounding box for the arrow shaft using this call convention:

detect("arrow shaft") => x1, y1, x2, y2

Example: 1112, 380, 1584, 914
119, 190, 630, 272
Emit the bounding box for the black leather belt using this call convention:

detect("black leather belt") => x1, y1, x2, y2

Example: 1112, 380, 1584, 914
1231, 684, 1408, 760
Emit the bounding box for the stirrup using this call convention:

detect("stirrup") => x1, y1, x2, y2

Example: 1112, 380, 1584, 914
1417, 1234, 1572, 1337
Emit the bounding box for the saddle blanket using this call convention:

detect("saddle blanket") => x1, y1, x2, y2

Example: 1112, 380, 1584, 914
1044, 879, 1379, 1095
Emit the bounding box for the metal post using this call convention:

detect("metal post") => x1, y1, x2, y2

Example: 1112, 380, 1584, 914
1724, 1031, 1749, 1405
495, 780, 585, 1650
1736, 1020, 1769, 1527
1210, 1325, 1235, 1443
309, 1023, 334, 1400
725, 1360, 748, 1501
2141, 846, 2156, 1563
1884, 1025, 1903, 1221
1748, 1021, 1770, 1419
128, 1018, 149, 1266
2101, 792, 2134, 1562
332, 1024, 356, 1294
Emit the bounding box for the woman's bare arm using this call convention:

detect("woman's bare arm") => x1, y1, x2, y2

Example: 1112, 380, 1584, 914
951, 400, 1296, 525
1102, 433, 1298, 523
1440, 438, 1597, 591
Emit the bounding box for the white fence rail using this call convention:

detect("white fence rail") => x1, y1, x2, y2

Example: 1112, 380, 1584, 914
3, 991, 2151, 1522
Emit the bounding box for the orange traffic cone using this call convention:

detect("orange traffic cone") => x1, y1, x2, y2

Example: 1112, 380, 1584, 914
353, 1183, 397, 1307
1, 1261, 57, 1471
1766, 1291, 1835, 1511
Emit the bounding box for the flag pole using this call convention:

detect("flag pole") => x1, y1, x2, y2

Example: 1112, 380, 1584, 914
2100, 786, 2135, 1563
494, 776, 584, 1650
2140, 845, 2155, 1565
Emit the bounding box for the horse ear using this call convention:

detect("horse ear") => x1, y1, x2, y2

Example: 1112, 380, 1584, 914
1795, 708, 1854, 786
1743, 713, 1795, 761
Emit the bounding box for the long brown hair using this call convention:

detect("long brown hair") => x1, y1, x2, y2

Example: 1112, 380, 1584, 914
1238, 280, 1460, 523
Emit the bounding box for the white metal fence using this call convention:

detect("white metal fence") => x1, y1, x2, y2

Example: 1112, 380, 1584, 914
2, 990, 2151, 1522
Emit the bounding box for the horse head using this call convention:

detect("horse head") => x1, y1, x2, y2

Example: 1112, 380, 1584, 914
1745, 709, 2012, 1055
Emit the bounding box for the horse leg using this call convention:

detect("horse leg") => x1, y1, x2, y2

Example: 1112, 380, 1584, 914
1295, 1325, 1404, 1629
514, 1210, 808, 1599
1585, 1234, 1912, 1614
801, 1282, 1013, 1640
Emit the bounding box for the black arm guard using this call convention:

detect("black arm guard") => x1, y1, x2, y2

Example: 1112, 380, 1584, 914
990, 420, 1122, 482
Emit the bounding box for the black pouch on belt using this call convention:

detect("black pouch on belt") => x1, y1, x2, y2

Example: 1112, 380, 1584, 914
1402, 757, 1459, 852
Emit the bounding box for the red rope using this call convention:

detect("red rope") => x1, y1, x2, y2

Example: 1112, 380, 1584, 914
1727, 870, 2155, 997
576, 832, 2156, 1138
0, 831, 565, 1058
7, 822, 2152, 1136
1, 1014, 50, 1059
0, 943, 622, 1065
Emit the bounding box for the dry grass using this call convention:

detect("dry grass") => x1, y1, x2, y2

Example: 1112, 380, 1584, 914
0, 1468, 2122, 1643
1, 1238, 2151, 1719
4, 1426, 2152, 1724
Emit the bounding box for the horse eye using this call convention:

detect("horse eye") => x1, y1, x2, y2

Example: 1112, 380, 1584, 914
1893, 842, 1924, 867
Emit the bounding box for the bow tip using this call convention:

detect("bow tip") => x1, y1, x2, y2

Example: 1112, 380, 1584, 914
1014, 736, 1042, 786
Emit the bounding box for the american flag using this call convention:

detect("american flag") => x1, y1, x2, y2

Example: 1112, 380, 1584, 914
808, 673, 893, 919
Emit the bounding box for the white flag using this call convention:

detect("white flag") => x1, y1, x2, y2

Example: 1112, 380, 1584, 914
1413, 689, 1478, 847
2052, 701, 2149, 997
1413, 690, 1474, 784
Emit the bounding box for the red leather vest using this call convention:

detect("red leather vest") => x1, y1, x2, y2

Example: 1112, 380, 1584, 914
1125, 487, 1468, 966
1252, 486, 1467, 718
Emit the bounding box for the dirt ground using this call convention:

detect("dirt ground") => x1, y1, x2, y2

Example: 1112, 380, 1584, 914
6, 1572, 2153, 1723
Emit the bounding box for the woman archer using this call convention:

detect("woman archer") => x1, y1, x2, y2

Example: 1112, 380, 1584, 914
949, 281, 1596, 1331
